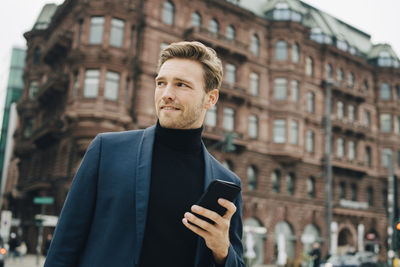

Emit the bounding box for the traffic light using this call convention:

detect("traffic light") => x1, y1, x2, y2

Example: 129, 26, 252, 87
222, 132, 236, 153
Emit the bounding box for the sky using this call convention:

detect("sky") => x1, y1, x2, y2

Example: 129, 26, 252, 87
0, 0, 399, 123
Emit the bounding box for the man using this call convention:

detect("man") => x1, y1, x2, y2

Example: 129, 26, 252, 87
310, 242, 321, 267
44, 41, 244, 267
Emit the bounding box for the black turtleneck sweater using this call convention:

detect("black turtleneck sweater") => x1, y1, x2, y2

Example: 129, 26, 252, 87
139, 122, 205, 267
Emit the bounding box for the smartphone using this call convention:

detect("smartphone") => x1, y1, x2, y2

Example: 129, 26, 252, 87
192, 179, 241, 225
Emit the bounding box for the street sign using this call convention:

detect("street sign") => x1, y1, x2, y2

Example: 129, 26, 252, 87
33, 197, 54, 205
35, 214, 58, 227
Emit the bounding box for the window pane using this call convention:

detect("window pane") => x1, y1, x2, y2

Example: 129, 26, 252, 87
291, 80, 299, 102
348, 141, 356, 160
205, 105, 217, 127
248, 115, 258, 139
286, 173, 295, 195
382, 148, 392, 167
339, 182, 345, 200
365, 146, 371, 166
225, 64, 236, 84
348, 73, 354, 88
223, 107, 235, 131
307, 92, 315, 113
337, 101, 344, 118
272, 170, 280, 193
367, 187, 373, 206
351, 184, 357, 201
250, 34, 260, 56
273, 119, 286, 143
226, 25, 235, 40
84, 70, 100, 98
275, 40, 288, 61
337, 138, 344, 157
162, 1, 174, 25
274, 78, 287, 100
191, 12, 201, 27
380, 82, 391, 100
380, 113, 392, 133
365, 111, 371, 126
104, 71, 120, 101
307, 177, 315, 198
348, 105, 355, 121
28, 81, 39, 100
290, 120, 298, 144
325, 64, 333, 79
247, 166, 257, 190
110, 18, 125, 47
250, 72, 259, 96
337, 69, 343, 83
306, 130, 314, 152
89, 17, 104, 44
292, 43, 299, 63
394, 116, 400, 134
209, 19, 219, 34
305, 57, 313, 76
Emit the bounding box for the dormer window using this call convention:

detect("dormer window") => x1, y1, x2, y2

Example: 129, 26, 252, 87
273, 2, 302, 22
378, 51, 392, 67
337, 39, 348, 51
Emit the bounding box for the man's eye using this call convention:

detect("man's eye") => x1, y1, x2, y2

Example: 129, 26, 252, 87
177, 82, 187, 87
157, 81, 165, 86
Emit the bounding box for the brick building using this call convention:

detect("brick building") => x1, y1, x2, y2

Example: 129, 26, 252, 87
3, 0, 400, 264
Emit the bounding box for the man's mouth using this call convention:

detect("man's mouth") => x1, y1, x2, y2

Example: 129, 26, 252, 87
161, 106, 180, 110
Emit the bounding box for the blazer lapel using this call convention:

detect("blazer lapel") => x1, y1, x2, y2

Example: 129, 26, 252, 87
134, 125, 156, 264
194, 143, 215, 267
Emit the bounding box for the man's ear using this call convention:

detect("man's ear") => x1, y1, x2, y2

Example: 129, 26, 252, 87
205, 89, 219, 109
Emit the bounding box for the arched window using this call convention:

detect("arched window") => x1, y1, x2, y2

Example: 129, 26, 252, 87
302, 224, 321, 253
271, 170, 281, 193
337, 68, 344, 83
209, 19, 219, 35
325, 63, 333, 80
247, 165, 257, 190
274, 221, 295, 261
307, 177, 315, 198
275, 40, 288, 61
162, 1, 175, 25
251, 34, 260, 56
380, 82, 391, 100
348, 72, 355, 88
305, 57, 313, 76
191, 12, 202, 27
292, 43, 299, 63
226, 25, 235, 41
286, 173, 295, 195
307, 92, 315, 113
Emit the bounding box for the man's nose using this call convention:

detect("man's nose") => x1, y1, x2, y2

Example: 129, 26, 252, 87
161, 84, 176, 101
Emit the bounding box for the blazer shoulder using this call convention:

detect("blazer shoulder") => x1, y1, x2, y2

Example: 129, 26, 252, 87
207, 151, 242, 187
97, 129, 146, 146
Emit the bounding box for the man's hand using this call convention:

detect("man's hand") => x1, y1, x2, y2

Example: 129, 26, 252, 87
182, 198, 237, 264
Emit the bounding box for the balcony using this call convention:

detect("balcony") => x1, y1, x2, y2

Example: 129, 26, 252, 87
219, 82, 247, 104
331, 117, 370, 137
37, 73, 69, 105
332, 156, 367, 175
32, 116, 66, 148
331, 83, 368, 103
183, 27, 250, 61
43, 30, 73, 65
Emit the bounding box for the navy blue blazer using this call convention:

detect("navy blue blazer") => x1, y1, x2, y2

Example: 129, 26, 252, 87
44, 125, 244, 267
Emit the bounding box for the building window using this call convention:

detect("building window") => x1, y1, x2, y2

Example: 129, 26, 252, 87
110, 18, 125, 47
250, 34, 260, 56
383, 189, 388, 209
325, 63, 333, 80
191, 12, 202, 27
290, 120, 299, 145
226, 25, 235, 41
33, 47, 41, 65
274, 78, 287, 100
307, 92, 315, 113
307, 177, 315, 198
380, 113, 392, 133
273, 119, 286, 143
223, 107, 235, 131
365, 146, 372, 166
104, 71, 120, 101
209, 19, 219, 35
337, 101, 344, 118
351, 184, 357, 201
339, 182, 346, 200
348, 141, 356, 160
83, 69, 100, 98
125, 78, 130, 105
348, 72, 355, 88
162, 1, 175, 25
306, 130, 315, 153
394, 116, 400, 134
72, 71, 79, 99
292, 43, 299, 63
248, 115, 258, 139
205, 105, 217, 127
363, 79, 369, 92
305, 57, 313, 77
291, 80, 299, 102
247, 166, 257, 190
380, 82, 391, 100
89, 16, 104, 44
348, 105, 355, 121
77, 19, 84, 46
337, 68, 343, 83
395, 85, 400, 100
225, 64, 236, 84
382, 148, 393, 168
286, 173, 295, 196
337, 138, 344, 158
28, 81, 39, 100
365, 111, 371, 126
367, 187, 373, 207
249, 72, 259, 96
275, 40, 288, 61
23, 119, 33, 139
271, 170, 281, 193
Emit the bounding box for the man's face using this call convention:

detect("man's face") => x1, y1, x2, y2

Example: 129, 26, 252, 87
155, 58, 218, 129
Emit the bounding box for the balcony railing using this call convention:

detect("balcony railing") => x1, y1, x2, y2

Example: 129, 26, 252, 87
37, 73, 69, 104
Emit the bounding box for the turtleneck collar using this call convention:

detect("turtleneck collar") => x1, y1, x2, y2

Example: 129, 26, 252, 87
155, 121, 203, 152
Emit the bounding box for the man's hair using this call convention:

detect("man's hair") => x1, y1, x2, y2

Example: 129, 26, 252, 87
157, 41, 223, 93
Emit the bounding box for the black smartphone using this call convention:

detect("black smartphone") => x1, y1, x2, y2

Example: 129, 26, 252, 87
192, 179, 241, 225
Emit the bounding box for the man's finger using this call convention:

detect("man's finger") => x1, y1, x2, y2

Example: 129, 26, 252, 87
184, 212, 215, 232
182, 217, 208, 238
191, 205, 222, 224
218, 198, 237, 219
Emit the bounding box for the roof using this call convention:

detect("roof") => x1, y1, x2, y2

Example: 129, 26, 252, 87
368, 43, 399, 60
33, 3, 58, 30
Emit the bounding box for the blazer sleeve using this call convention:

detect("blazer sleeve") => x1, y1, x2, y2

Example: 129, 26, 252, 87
44, 135, 102, 267
220, 188, 245, 267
